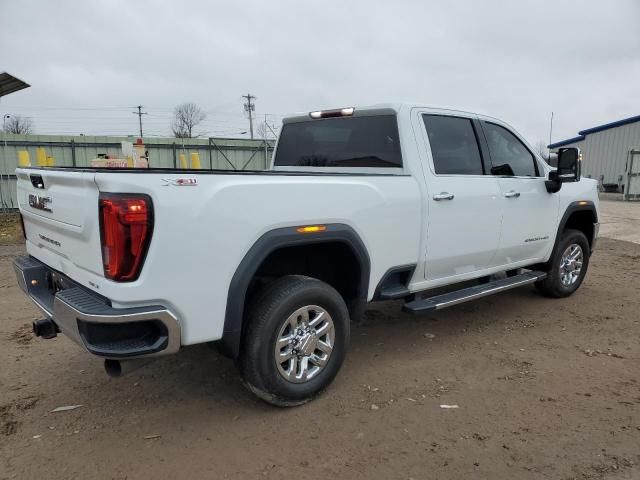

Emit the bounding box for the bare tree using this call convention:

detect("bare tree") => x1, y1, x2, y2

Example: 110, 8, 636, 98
171, 102, 206, 138
256, 122, 268, 139
3, 115, 34, 134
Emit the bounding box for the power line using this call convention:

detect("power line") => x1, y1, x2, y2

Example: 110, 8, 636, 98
242, 93, 256, 139
1, 101, 288, 138
4, 105, 134, 111
132, 105, 148, 137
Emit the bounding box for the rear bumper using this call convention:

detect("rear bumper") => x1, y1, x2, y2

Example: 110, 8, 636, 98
14, 255, 181, 359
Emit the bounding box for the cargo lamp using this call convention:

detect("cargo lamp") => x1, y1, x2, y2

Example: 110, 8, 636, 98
309, 107, 354, 119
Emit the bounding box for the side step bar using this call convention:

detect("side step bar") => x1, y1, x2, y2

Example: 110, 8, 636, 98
403, 271, 547, 314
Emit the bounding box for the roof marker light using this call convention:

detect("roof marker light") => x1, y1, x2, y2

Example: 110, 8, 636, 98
309, 107, 355, 119
296, 225, 327, 234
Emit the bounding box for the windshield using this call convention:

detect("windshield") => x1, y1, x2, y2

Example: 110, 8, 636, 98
274, 115, 402, 168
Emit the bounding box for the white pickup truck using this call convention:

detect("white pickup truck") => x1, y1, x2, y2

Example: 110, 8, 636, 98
14, 104, 599, 406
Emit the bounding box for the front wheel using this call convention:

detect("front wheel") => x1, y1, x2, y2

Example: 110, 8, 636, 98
239, 275, 350, 407
535, 229, 590, 298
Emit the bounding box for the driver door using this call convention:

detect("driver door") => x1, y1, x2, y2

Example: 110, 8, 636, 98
479, 120, 559, 265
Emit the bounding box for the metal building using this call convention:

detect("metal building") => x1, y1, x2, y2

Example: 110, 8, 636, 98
548, 114, 640, 193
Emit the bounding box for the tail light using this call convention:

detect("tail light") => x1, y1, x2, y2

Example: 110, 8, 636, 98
99, 193, 153, 282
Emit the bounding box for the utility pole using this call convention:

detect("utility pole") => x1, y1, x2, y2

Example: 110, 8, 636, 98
549, 111, 554, 147
263, 113, 269, 167
242, 94, 255, 139
132, 105, 148, 138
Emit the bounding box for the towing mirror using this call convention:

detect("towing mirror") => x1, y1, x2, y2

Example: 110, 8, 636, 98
557, 148, 581, 182
546, 147, 581, 193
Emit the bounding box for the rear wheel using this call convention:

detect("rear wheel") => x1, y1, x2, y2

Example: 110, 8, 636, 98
239, 275, 350, 407
535, 229, 590, 298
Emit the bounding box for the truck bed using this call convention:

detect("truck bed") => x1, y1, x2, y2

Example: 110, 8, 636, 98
15, 165, 421, 345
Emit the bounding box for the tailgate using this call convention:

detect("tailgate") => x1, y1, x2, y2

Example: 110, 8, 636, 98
16, 168, 104, 276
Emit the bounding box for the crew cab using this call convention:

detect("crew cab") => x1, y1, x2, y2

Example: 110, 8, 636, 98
14, 104, 599, 406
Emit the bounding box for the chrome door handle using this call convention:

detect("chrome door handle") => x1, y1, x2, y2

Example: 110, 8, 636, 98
504, 190, 520, 198
433, 192, 455, 201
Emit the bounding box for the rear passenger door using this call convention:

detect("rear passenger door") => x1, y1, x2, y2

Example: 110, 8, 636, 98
479, 121, 558, 265
418, 113, 503, 282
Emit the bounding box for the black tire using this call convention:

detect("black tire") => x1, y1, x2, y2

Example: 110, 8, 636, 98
239, 275, 350, 407
535, 229, 590, 298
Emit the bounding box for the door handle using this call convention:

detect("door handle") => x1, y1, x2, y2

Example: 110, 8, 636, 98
504, 190, 520, 198
433, 192, 455, 201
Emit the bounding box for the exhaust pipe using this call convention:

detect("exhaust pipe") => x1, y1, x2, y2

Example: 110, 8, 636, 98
33, 318, 59, 339
104, 358, 153, 378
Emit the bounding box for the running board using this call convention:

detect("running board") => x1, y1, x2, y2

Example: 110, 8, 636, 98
402, 271, 547, 314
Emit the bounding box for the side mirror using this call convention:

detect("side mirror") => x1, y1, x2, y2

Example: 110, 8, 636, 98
557, 147, 581, 182
546, 147, 581, 193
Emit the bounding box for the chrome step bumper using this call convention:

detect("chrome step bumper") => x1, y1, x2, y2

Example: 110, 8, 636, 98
403, 271, 547, 314
14, 255, 181, 359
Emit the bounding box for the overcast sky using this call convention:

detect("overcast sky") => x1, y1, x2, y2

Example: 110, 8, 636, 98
1, 0, 639, 145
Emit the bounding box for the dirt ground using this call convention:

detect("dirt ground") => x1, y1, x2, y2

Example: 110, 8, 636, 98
1, 213, 640, 479
0, 214, 22, 246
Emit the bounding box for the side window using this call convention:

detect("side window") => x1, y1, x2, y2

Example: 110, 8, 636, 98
422, 115, 484, 175
482, 122, 538, 177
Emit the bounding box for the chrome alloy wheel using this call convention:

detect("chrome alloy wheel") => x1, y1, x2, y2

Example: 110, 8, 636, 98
559, 243, 584, 286
274, 305, 335, 383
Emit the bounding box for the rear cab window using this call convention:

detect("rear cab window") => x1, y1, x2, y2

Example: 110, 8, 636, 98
273, 114, 403, 171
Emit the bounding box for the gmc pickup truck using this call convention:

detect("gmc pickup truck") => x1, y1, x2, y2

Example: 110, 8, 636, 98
14, 104, 599, 406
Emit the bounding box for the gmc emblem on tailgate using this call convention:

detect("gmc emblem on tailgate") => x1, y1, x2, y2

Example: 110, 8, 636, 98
28, 194, 52, 212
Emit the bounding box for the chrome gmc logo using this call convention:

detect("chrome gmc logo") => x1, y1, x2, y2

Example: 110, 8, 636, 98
28, 194, 52, 212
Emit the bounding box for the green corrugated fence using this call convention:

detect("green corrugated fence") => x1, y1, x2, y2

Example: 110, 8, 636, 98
0, 133, 275, 209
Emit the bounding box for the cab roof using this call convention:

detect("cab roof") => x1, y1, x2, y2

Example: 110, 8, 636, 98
282, 103, 500, 124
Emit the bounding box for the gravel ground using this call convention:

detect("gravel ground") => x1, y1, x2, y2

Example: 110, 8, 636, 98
599, 200, 640, 245
1, 218, 639, 479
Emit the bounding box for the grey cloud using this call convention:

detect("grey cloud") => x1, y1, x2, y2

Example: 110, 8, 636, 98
1, 0, 638, 142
